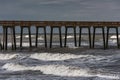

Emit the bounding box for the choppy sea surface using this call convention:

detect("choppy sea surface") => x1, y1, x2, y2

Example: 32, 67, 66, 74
0, 34, 120, 80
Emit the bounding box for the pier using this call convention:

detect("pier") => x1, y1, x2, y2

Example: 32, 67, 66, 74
0, 21, 120, 50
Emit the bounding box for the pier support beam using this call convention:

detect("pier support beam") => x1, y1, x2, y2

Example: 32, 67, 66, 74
79, 26, 91, 48
35, 26, 47, 48
3, 26, 16, 50
50, 26, 62, 48
64, 27, 77, 47
20, 26, 32, 49
106, 27, 119, 48
92, 27, 105, 49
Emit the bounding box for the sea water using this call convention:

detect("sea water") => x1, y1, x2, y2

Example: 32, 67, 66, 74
0, 46, 120, 80
0, 27, 119, 80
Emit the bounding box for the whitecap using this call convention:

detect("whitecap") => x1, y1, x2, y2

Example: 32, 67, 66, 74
25, 35, 35, 38
16, 36, 21, 38
63, 36, 74, 39
2, 63, 120, 79
38, 37, 44, 40
0, 54, 17, 60
110, 35, 120, 39
30, 53, 89, 61
2, 63, 91, 77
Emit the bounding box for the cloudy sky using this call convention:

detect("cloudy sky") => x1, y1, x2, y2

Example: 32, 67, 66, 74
0, 0, 120, 21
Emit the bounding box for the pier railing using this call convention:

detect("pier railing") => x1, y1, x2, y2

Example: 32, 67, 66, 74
0, 21, 120, 26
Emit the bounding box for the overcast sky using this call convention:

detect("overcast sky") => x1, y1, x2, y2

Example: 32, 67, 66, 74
0, 0, 120, 21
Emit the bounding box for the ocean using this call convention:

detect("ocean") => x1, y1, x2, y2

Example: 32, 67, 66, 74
0, 34, 119, 80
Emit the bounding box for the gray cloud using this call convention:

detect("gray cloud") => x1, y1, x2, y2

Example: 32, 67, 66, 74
0, 0, 120, 21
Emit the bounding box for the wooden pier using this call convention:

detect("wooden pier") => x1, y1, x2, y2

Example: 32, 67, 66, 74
0, 21, 120, 50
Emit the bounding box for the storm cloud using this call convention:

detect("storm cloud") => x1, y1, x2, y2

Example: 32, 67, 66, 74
0, 0, 120, 21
